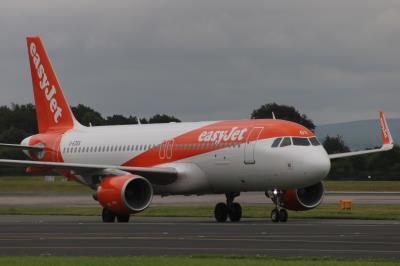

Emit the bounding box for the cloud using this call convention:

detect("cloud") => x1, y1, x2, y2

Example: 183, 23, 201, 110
0, 0, 400, 124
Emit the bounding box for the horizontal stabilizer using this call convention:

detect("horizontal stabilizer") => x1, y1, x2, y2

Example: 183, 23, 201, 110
0, 143, 43, 152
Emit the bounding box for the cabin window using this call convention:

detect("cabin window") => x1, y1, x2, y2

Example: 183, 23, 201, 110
280, 137, 292, 147
309, 137, 321, 146
292, 137, 310, 146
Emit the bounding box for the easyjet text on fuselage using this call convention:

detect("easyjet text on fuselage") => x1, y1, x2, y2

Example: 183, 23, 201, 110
198, 127, 247, 144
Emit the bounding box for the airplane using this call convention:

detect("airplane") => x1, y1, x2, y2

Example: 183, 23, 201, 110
0, 36, 394, 223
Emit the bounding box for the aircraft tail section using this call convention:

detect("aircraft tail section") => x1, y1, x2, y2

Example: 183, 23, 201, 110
27, 36, 80, 133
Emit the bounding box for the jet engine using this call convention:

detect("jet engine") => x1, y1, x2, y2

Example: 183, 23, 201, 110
96, 174, 153, 214
281, 182, 324, 211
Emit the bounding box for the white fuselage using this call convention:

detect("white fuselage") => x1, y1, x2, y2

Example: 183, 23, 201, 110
53, 120, 331, 195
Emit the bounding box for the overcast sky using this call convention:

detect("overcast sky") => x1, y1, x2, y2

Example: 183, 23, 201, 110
0, 0, 400, 125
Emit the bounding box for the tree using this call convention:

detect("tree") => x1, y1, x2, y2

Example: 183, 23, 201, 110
148, 114, 181, 124
71, 104, 105, 126
105, 115, 138, 125
322, 135, 350, 154
0, 127, 29, 144
0, 104, 37, 134
251, 103, 315, 130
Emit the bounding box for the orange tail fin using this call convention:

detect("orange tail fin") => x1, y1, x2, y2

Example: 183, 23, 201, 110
27, 36, 79, 133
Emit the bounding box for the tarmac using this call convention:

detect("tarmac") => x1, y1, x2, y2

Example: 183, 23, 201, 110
1, 191, 400, 207
0, 215, 399, 258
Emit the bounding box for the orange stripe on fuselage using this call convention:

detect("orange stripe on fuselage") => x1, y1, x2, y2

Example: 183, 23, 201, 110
122, 119, 314, 167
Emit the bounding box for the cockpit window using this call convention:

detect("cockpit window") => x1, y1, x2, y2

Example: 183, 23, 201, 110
271, 138, 282, 148
309, 137, 321, 146
280, 137, 292, 147
292, 137, 311, 146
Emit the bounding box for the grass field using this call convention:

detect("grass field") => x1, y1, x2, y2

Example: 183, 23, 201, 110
1, 204, 399, 220
0, 256, 398, 266
0, 176, 399, 193
0, 176, 90, 193
324, 181, 400, 191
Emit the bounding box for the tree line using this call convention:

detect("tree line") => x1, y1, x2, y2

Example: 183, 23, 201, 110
0, 102, 398, 180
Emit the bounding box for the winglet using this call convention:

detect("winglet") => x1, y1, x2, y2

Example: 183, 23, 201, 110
328, 111, 394, 160
379, 111, 393, 149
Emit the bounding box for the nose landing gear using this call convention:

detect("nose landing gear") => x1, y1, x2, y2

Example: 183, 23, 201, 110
266, 189, 288, 223
101, 208, 130, 223
214, 192, 242, 222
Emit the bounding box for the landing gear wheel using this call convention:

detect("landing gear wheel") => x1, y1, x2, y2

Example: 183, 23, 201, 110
214, 202, 228, 222
116, 214, 130, 223
279, 209, 288, 223
271, 209, 280, 223
228, 202, 242, 222
102, 208, 116, 223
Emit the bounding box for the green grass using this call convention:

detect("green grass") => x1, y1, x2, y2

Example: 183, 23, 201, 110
1, 204, 399, 220
0, 176, 90, 193
324, 181, 400, 191
0, 256, 398, 266
0, 176, 399, 193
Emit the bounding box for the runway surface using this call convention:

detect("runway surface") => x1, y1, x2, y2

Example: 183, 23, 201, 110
0, 215, 399, 258
1, 191, 400, 207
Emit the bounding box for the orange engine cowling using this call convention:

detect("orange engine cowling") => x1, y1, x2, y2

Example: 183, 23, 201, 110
96, 174, 153, 214
281, 182, 324, 211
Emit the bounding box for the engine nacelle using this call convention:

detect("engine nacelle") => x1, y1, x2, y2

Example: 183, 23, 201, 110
281, 182, 324, 211
96, 174, 153, 214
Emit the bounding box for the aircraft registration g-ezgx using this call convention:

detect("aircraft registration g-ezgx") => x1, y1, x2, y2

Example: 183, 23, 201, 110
0, 37, 394, 223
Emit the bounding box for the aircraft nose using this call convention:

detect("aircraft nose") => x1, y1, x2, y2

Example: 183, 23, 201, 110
303, 150, 331, 183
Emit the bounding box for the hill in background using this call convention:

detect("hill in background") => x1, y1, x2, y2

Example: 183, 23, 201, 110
316, 118, 400, 150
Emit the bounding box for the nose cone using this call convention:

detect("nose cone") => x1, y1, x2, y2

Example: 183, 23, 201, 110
302, 149, 331, 184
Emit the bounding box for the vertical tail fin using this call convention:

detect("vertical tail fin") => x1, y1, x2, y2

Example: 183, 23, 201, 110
379, 111, 393, 147
27, 36, 79, 133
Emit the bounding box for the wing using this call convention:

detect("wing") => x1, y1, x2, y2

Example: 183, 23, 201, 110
328, 111, 394, 160
0, 159, 177, 185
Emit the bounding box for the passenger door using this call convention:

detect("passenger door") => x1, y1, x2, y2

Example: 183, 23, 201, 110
244, 127, 264, 164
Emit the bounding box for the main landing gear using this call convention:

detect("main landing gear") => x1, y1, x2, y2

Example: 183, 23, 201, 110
266, 189, 288, 223
102, 208, 130, 223
214, 192, 242, 222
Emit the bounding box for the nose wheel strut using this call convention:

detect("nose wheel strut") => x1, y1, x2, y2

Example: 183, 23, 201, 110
214, 192, 242, 222
267, 189, 288, 223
